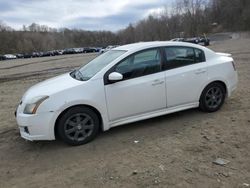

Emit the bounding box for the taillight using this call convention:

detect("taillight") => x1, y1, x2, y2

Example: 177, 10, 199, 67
231, 61, 236, 71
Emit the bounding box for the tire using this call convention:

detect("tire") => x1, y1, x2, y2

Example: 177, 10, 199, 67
57, 106, 100, 146
199, 82, 226, 112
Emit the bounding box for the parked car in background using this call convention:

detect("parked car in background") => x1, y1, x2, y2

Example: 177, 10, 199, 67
23, 53, 33, 58
83, 47, 96, 53
185, 37, 200, 44
170, 38, 185, 42
171, 35, 210, 46
64, 48, 77, 54
94, 47, 102, 52
32, 52, 40, 58
100, 45, 119, 53
3, 54, 17, 60
0, 55, 4, 61
54, 50, 64, 55
42, 51, 55, 57
38, 52, 44, 57
185, 37, 210, 46
16, 54, 24, 59
199, 37, 210, 46
15, 41, 238, 145
76, 48, 84, 53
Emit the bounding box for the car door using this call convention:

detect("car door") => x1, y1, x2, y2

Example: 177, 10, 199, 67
104, 48, 167, 121
164, 46, 208, 107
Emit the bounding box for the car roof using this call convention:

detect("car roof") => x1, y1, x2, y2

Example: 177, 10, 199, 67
114, 41, 207, 52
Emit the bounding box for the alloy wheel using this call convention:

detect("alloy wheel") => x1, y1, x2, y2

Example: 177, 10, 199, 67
205, 87, 223, 109
64, 113, 94, 142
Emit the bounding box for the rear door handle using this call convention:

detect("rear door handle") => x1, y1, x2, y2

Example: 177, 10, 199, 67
152, 79, 164, 86
195, 69, 206, 74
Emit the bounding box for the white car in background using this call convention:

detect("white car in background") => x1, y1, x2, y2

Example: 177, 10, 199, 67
15, 41, 238, 145
100, 45, 119, 53
3, 54, 17, 60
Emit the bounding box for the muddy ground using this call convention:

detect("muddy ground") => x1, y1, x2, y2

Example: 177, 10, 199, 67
0, 33, 250, 188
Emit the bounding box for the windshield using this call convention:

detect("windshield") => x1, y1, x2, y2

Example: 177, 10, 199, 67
71, 50, 126, 81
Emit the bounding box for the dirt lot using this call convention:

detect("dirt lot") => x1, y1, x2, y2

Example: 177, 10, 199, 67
0, 33, 250, 188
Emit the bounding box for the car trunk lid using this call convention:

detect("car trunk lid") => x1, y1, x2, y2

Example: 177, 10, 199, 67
216, 52, 232, 57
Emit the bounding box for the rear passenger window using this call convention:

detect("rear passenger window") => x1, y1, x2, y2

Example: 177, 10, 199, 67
165, 47, 204, 69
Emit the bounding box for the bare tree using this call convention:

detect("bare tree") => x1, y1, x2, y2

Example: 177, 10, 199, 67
0, 0, 250, 54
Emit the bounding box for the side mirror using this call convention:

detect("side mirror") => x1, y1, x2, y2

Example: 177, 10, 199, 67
108, 72, 123, 81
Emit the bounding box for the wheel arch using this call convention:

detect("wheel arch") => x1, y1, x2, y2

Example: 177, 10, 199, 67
54, 104, 103, 139
199, 80, 228, 101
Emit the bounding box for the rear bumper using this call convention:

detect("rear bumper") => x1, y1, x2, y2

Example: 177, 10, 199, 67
227, 71, 238, 97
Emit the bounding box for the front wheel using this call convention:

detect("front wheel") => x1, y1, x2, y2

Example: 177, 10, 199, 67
57, 107, 100, 145
199, 82, 226, 112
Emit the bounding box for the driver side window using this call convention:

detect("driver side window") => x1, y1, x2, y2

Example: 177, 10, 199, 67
115, 48, 161, 80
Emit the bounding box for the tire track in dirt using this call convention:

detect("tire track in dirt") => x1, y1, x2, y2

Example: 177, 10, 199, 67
231, 51, 250, 55
0, 66, 78, 83
0, 55, 87, 70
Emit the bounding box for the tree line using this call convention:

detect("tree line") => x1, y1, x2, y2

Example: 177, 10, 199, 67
0, 0, 249, 54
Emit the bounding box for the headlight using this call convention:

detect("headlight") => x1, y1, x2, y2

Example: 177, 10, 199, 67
23, 96, 49, 114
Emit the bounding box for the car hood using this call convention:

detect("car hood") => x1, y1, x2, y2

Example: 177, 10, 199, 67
22, 73, 83, 102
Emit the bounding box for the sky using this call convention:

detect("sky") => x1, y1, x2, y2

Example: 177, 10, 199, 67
0, 0, 172, 31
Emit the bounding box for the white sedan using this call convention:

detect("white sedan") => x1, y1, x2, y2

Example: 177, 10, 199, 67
16, 41, 238, 145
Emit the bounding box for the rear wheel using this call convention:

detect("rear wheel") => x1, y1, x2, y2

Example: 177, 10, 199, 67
199, 82, 226, 112
57, 107, 100, 145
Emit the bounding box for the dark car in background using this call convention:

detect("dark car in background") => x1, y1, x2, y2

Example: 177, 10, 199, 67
199, 37, 210, 46
171, 36, 210, 46
83, 47, 96, 53
63, 48, 77, 54
185, 37, 200, 44
0, 55, 4, 61
16, 54, 24, 58
23, 53, 33, 58
185, 37, 210, 46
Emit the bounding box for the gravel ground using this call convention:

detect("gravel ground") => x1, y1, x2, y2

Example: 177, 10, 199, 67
0, 33, 250, 188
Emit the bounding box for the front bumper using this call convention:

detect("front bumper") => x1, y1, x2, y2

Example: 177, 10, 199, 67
16, 110, 58, 141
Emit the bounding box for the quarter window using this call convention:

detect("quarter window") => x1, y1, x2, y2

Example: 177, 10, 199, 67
194, 48, 205, 63
115, 49, 161, 80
